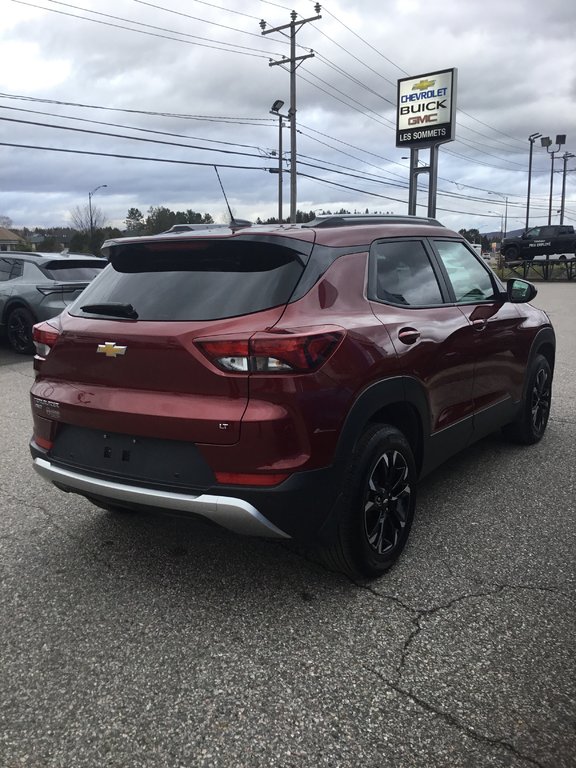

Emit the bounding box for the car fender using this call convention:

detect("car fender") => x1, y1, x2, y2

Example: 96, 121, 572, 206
333, 375, 430, 467
2, 297, 37, 325
527, 326, 556, 382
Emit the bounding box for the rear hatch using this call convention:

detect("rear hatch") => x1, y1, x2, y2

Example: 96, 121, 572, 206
33, 233, 313, 446
37, 258, 106, 304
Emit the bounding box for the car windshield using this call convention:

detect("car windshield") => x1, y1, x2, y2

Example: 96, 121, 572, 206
40, 260, 107, 281
69, 240, 306, 321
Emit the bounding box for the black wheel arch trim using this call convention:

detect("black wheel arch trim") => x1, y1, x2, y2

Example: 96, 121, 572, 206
2, 299, 38, 326
333, 376, 431, 473
527, 326, 555, 379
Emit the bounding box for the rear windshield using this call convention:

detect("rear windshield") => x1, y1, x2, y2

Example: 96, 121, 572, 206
40, 260, 107, 281
69, 241, 305, 321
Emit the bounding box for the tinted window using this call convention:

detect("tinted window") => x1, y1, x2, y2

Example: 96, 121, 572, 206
0, 258, 13, 282
70, 241, 305, 321
10, 260, 23, 279
40, 260, 106, 281
0, 258, 13, 281
434, 241, 496, 303
0, 258, 23, 281
370, 240, 443, 306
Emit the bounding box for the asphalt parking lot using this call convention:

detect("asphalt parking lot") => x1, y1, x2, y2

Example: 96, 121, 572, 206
0, 282, 574, 768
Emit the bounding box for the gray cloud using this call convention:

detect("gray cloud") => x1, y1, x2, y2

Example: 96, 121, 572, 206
1, 0, 575, 234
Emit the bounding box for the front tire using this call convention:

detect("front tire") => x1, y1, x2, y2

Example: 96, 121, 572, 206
318, 424, 416, 579
504, 245, 519, 261
7, 307, 36, 354
502, 354, 552, 444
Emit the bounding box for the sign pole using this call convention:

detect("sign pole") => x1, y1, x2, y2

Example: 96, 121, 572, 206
396, 68, 457, 219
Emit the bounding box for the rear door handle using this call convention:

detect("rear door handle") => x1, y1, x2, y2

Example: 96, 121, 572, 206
398, 328, 420, 345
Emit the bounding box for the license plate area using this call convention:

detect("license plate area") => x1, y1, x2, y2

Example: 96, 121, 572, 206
51, 426, 215, 489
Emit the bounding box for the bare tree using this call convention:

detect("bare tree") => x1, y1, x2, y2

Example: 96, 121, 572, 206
0, 214, 13, 229
69, 204, 106, 233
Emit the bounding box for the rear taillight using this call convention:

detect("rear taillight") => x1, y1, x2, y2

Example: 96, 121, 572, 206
196, 328, 344, 374
33, 320, 61, 358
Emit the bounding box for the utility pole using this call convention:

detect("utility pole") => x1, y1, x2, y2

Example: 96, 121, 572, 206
261, 5, 321, 223
559, 152, 575, 225
270, 99, 290, 223
540, 135, 566, 225
525, 133, 541, 230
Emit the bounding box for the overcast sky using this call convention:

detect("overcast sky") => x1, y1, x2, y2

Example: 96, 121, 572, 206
1, 0, 575, 236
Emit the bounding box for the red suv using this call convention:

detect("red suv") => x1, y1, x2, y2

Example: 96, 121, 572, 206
29, 215, 555, 578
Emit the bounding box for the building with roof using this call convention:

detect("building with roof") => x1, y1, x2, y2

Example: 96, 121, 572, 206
0, 227, 25, 252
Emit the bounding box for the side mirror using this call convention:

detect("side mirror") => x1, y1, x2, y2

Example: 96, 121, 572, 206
521, 232, 528, 239
506, 278, 537, 303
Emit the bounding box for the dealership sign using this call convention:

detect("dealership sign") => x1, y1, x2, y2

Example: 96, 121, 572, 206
396, 68, 457, 148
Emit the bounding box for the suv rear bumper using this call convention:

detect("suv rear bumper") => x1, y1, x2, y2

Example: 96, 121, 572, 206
33, 456, 292, 539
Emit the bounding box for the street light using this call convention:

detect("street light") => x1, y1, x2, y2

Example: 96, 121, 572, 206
540, 135, 566, 225
525, 133, 541, 230
559, 151, 575, 225
489, 210, 504, 242
270, 100, 289, 224
88, 184, 107, 241
489, 192, 508, 238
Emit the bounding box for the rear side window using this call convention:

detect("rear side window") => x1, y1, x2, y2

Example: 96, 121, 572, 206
369, 240, 443, 306
0, 258, 17, 281
70, 241, 305, 321
40, 260, 106, 281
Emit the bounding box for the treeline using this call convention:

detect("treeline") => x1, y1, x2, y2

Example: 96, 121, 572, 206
10, 206, 375, 255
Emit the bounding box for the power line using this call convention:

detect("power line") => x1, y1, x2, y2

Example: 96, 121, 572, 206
0, 104, 266, 151
0, 141, 270, 170
11, 0, 278, 58
0, 115, 271, 160
0, 92, 272, 125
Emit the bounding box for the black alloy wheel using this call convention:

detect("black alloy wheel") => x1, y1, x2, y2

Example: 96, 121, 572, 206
6, 307, 36, 354
318, 424, 416, 579
505, 245, 519, 261
363, 448, 411, 558
529, 362, 552, 440
502, 354, 552, 445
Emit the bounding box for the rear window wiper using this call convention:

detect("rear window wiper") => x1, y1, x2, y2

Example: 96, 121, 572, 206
81, 302, 138, 319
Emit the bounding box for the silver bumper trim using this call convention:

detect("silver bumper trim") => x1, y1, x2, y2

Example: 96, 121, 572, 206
33, 457, 290, 539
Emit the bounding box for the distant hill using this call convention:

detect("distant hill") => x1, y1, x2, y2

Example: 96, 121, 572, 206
484, 228, 524, 239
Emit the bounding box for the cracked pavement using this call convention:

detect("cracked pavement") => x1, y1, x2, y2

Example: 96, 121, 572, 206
1, 282, 575, 767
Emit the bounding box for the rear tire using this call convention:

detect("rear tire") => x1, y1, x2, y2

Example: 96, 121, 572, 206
7, 307, 36, 354
318, 424, 416, 579
502, 354, 552, 444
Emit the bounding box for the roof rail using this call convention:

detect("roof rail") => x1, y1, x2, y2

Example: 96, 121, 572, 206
302, 214, 444, 228
161, 219, 252, 234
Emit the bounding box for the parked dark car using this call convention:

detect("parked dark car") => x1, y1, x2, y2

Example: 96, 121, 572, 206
501, 225, 576, 261
29, 216, 555, 578
0, 251, 106, 353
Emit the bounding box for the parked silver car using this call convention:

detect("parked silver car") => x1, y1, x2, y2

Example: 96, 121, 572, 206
0, 251, 106, 353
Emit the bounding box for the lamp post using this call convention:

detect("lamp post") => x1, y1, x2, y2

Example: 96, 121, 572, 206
489, 210, 504, 243
489, 192, 508, 238
88, 184, 107, 241
525, 133, 541, 230
270, 100, 289, 224
559, 151, 575, 225
540, 135, 566, 225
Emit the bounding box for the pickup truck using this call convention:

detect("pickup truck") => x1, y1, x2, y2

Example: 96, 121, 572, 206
501, 225, 576, 261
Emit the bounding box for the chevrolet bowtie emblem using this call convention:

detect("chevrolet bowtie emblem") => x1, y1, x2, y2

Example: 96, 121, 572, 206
97, 341, 127, 358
